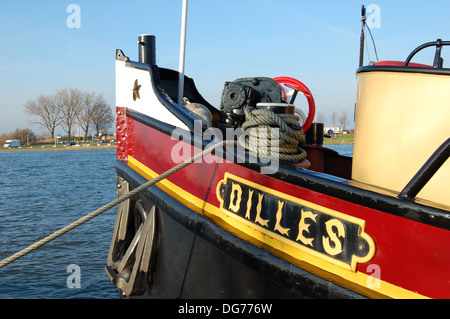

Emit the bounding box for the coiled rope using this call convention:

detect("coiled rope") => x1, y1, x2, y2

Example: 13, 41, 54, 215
238, 107, 307, 162
0, 140, 231, 269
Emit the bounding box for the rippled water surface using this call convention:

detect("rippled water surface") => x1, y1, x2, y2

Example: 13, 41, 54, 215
0, 149, 118, 299
325, 144, 353, 157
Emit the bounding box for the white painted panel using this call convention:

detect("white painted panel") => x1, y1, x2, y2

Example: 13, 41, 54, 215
115, 60, 189, 130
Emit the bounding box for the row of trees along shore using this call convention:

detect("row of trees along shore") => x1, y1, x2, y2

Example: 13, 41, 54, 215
25, 88, 114, 142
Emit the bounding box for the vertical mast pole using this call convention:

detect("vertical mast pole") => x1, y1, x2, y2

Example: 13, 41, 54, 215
178, 0, 188, 107
359, 5, 366, 68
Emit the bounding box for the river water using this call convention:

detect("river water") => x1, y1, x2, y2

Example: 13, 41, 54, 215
0, 144, 352, 299
0, 148, 118, 299
326, 144, 353, 157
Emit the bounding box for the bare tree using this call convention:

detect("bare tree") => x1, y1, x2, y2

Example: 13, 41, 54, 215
0, 133, 8, 146
91, 96, 114, 137
77, 91, 97, 141
339, 110, 348, 131
24, 88, 112, 141
315, 112, 326, 124
331, 111, 337, 127
56, 88, 83, 142
24, 94, 61, 138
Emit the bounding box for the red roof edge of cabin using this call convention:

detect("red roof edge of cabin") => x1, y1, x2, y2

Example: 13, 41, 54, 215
374, 60, 432, 68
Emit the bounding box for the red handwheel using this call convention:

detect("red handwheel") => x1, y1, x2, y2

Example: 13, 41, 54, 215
274, 77, 316, 133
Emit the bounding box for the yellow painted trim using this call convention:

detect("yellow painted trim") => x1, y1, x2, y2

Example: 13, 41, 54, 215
127, 155, 429, 299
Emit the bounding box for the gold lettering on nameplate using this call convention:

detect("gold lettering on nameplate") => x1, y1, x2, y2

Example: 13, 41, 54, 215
216, 173, 376, 272
297, 209, 317, 247
228, 183, 242, 213
245, 190, 253, 220
323, 219, 346, 256
255, 193, 269, 227
275, 201, 290, 236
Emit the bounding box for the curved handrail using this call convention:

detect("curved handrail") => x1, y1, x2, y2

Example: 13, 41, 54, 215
404, 39, 450, 68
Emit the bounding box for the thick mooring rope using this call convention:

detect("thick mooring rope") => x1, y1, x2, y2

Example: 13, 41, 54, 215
0, 141, 230, 269
238, 107, 307, 162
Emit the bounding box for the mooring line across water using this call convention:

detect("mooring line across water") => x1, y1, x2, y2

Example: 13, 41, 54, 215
0, 141, 229, 269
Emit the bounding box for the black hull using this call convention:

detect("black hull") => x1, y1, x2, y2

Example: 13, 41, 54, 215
113, 161, 365, 299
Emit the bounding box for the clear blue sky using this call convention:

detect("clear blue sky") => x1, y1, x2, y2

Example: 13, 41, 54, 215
1, 0, 450, 136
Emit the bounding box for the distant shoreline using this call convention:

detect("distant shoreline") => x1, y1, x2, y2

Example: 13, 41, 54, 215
323, 141, 354, 145
1, 134, 354, 153
322, 133, 354, 145
0, 145, 116, 152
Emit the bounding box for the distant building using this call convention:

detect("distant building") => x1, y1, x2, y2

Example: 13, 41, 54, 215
324, 126, 344, 135
100, 133, 116, 142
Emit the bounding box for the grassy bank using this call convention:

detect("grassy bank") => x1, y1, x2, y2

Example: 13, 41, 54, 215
323, 133, 354, 145
0, 143, 116, 152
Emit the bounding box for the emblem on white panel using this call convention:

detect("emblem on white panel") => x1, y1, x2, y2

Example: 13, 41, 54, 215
133, 79, 141, 101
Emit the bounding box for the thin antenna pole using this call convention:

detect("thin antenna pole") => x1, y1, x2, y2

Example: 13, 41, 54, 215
359, 5, 366, 68
178, 0, 188, 107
